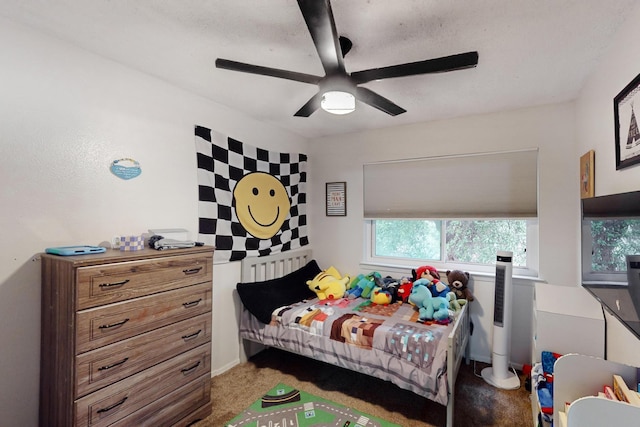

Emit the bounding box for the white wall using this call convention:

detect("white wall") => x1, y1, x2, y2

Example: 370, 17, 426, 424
0, 18, 309, 426
5, 1, 640, 423
575, 3, 640, 366
307, 103, 577, 365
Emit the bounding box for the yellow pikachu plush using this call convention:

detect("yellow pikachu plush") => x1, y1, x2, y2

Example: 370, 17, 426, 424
306, 266, 349, 300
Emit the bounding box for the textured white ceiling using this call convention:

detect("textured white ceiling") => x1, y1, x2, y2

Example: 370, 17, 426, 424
1, 0, 637, 138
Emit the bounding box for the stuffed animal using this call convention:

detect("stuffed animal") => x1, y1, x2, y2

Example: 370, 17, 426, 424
412, 265, 450, 297
345, 274, 363, 298
396, 276, 414, 302
370, 287, 393, 305
446, 269, 474, 301
445, 291, 465, 313
345, 272, 379, 299
347, 274, 365, 290
425, 279, 450, 298
306, 266, 349, 300
412, 265, 440, 282
380, 276, 400, 302
408, 278, 450, 321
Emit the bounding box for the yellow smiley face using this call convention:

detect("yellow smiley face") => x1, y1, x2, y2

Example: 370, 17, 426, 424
233, 172, 291, 239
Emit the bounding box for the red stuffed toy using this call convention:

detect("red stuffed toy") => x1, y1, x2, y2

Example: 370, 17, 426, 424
396, 276, 414, 302
412, 265, 449, 297
413, 265, 440, 282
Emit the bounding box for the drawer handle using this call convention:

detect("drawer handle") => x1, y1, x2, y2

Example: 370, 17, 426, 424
183, 267, 203, 275
181, 329, 202, 340
182, 299, 202, 308
181, 361, 201, 374
98, 279, 130, 288
98, 318, 130, 329
98, 357, 129, 371
96, 396, 128, 414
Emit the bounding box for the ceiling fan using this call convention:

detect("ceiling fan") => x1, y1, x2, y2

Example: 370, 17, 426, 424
215, 0, 479, 117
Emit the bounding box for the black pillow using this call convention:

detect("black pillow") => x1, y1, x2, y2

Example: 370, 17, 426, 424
236, 259, 321, 324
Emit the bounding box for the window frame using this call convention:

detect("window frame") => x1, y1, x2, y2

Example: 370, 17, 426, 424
581, 217, 634, 284
580, 190, 640, 284
363, 218, 539, 277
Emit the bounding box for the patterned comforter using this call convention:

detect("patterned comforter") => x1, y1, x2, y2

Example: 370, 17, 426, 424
239, 297, 454, 405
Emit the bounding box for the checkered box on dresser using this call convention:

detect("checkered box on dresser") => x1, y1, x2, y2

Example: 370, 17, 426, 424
120, 235, 144, 251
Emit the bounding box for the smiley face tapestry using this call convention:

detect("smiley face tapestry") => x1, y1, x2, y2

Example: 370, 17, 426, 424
195, 126, 309, 263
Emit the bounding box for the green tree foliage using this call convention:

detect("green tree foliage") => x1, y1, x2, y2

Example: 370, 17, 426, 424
374, 219, 527, 266
446, 220, 526, 266
375, 220, 440, 259
590, 219, 640, 271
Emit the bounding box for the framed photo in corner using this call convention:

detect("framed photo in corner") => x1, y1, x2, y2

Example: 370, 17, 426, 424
326, 182, 346, 216
580, 150, 595, 199
614, 72, 640, 170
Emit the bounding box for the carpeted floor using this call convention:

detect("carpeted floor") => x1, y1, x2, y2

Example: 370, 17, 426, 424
198, 348, 533, 427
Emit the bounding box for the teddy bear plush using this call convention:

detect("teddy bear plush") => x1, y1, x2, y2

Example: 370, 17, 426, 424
446, 269, 474, 301
408, 278, 450, 321
306, 266, 349, 300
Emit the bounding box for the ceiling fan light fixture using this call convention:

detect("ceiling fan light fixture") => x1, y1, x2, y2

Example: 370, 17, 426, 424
216, 1, 479, 117
321, 90, 355, 115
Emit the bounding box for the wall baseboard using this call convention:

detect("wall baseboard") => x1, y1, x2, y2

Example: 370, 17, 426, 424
211, 358, 240, 377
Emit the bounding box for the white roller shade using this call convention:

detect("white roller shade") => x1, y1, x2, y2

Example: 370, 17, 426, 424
363, 149, 538, 219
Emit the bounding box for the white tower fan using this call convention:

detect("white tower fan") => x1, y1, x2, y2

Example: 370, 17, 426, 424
481, 250, 520, 389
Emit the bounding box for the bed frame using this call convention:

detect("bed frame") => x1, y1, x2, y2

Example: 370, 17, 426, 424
239, 249, 471, 427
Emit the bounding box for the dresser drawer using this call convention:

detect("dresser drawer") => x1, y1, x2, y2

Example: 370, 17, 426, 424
109, 374, 211, 427
77, 253, 212, 310
76, 282, 211, 354
173, 402, 213, 427
75, 344, 210, 427
76, 313, 211, 397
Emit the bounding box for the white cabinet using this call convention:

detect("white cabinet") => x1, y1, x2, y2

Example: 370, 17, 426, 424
532, 283, 604, 364
554, 354, 640, 427
531, 283, 606, 426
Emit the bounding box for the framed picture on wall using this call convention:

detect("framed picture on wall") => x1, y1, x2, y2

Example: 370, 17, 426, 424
326, 182, 346, 216
614, 72, 640, 170
580, 150, 595, 199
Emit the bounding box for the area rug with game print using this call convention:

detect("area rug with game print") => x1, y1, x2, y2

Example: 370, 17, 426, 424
225, 383, 400, 427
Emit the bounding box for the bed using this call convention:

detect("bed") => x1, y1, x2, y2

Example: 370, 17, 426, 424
236, 249, 471, 427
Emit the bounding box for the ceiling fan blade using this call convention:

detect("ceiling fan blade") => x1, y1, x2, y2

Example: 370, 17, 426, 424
356, 87, 406, 116
294, 93, 322, 117
351, 51, 479, 84
216, 58, 321, 84
297, 0, 345, 75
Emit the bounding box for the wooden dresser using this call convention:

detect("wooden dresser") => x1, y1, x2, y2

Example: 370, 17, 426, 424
40, 246, 214, 427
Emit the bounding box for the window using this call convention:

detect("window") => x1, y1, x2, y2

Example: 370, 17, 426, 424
590, 219, 640, 271
367, 218, 537, 275
363, 149, 539, 275
582, 218, 640, 282
374, 219, 442, 260
581, 190, 640, 283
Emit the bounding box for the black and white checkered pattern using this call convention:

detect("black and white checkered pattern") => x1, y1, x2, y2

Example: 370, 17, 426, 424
195, 125, 309, 263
